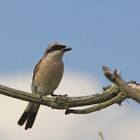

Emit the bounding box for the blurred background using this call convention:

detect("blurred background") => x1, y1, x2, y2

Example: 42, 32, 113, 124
0, 0, 140, 139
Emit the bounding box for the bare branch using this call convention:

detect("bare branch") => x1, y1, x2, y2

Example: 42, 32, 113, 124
0, 84, 119, 110
102, 65, 140, 103
0, 65, 140, 115
65, 91, 126, 114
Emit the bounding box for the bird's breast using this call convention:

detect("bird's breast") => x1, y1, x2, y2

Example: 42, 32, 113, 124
32, 59, 64, 95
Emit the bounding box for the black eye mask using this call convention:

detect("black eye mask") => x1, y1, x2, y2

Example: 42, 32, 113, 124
43, 45, 66, 58
47, 45, 66, 53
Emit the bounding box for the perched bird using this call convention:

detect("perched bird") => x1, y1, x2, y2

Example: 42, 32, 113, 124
17, 43, 72, 130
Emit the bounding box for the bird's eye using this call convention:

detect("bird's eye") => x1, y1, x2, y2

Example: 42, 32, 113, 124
53, 45, 58, 49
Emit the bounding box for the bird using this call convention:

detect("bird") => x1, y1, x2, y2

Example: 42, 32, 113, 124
17, 43, 72, 130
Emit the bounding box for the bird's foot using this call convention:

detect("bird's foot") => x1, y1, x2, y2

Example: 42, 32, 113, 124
51, 93, 59, 96
61, 94, 68, 97
51, 93, 68, 98
37, 94, 43, 104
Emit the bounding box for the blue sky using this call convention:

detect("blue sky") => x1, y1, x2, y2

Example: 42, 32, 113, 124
0, 0, 140, 84
0, 0, 140, 139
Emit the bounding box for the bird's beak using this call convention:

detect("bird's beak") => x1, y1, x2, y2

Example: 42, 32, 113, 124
63, 47, 72, 52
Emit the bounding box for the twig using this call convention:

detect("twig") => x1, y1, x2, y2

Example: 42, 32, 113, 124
99, 132, 105, 140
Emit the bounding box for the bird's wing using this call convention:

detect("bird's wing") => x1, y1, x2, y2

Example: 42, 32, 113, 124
32, 58, 43, 81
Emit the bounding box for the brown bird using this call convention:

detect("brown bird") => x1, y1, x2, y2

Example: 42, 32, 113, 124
17, 43, 72, 130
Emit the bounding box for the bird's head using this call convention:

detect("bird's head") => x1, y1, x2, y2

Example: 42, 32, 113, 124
43, 43, 72, 60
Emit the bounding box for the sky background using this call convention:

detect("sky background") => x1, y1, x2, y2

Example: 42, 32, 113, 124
0, 0, 140, 140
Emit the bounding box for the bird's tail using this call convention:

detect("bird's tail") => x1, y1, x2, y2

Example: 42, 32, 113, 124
17, 103, 40, 130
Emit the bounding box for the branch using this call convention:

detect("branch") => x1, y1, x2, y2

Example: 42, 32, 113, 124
0, 65, 140, 115
102, 65, 140, 103
0, 84, 119, 110
65, 67, 140, 114
65, 91, 126, 114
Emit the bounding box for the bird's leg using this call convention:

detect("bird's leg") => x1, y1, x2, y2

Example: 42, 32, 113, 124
38, 93, 44, 104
